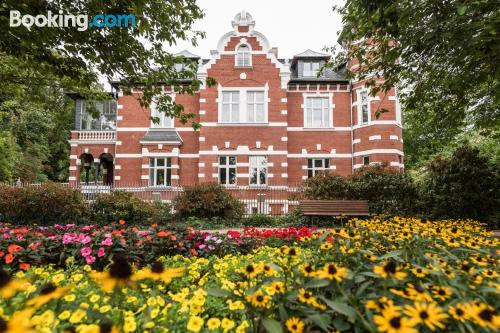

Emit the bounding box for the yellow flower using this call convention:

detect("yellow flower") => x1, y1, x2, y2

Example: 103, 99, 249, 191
286, 317, 304, 333
100, 305, 111, 313
236, 320, 249, 333
448, 304, 468, 322
468, 303, 500, 330
0, 309, 37, 333
374, 261, 407, 280
221, 318, 235, 332
89, 294, 100, 303
404, 302, 449, 331
316, 263, 349, 282
411, 267, 428, 278
69, 309, 87, 324
247, 290, 270, 308
58, 310, 71, 320
207, 318, 221, 330
27, 283, 71, 307
374, 308, 418, 333
132, 261, 184, 284
431, 286, 452, 301
187, 316, 204, 332
298, 288, 316, 305
123, 316, 137, 332
0, 269, 27, 298
64, 294, 76, 302
227, 299, 245, 310
242, 263, 260, 279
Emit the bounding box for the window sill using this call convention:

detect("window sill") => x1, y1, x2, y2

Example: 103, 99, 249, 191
216, 123, 269, 126
234, 65, 253, 69
302, 127, 334, 130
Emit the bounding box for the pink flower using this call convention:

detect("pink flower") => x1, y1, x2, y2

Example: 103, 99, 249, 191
80, 235, 92, 244
62, 234, 74, 244
85, 256, 96, 264
3, 233, 10, 239
101, 238, 113, 246
97, 247, 105, 257
80, 247, 92, 257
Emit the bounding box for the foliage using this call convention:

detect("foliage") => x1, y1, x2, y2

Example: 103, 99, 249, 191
332, 0, 500, 167
0, 217, 498, 332
173, 183, 244, 222
92, 190, 172, 225
0, 183, 88, 225
419, 146, 499, 226
242, 214, 276, 227
302, 166, 417, 216
351, 165, 418, 216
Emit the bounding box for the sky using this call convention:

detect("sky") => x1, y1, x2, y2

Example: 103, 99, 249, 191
166, 0, 345, 59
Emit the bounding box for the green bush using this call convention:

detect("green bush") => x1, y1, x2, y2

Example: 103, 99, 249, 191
173, 183, 243, 222
92, 190, 171, 224
420, 146, 499, 227
242, 214, 276, 227
351, 165, 418, 216
0, 182, 88, 225
302, 173, 353, 200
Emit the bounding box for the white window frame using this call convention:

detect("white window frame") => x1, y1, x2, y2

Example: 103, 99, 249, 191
302, 93, 333, 128
303, 61, 320, 77
219, 156, 237, 186
235, 44, 252, 67
363, 155, 370, 166
249, 156, 267, 186
218, 85, 269, 124
307, 158, 330, 178
151, 95, 175, 129
149, 157, 172, 187
358, 90, 371, 125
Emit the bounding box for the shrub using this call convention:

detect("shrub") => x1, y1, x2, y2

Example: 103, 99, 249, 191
351, 165, 418, 216
242, 214, 276, 227
173, 183, 243, 221
92, 190, 171, 225
301, 173, 353, 200
0, 182, 88, 225
420, 146, 499, 226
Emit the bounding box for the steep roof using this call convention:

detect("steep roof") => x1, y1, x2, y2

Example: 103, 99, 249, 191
174, 50, 200, 59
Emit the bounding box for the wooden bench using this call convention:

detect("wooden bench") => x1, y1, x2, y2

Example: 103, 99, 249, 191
299, 200, 370, 224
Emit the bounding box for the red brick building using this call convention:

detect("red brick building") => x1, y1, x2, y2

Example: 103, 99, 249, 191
68, 11, 403, 196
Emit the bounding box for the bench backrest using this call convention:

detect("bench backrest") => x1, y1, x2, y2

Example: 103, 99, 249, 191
299, 200, 370, 216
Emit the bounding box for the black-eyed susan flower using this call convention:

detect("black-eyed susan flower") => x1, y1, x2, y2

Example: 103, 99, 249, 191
266, 281, 285, 296
247, 290, 270, 308
366, 297, 400, 313
404, 302, 449, 331
481, 269, 498, 279
0, 309, 37, 333
89, 255, 133, 292
468, 303, 500, 330
0, 269, 27, 298
298, 288, 316, 306
448, 304, 468, 322
286, 317, 304, 333
374, 308, 418, 333
242, 264, 260, 279
26, 282, 71, 307
411, 267, 428, 278
431, 286, 452, 301
316, 263, 349, 282
299, 264, 315, 277
132, 261, 184, 283
374, 261, 407, 280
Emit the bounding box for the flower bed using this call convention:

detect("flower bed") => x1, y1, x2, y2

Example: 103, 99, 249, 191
0, 217, 498, 332
0, 222, 313, 270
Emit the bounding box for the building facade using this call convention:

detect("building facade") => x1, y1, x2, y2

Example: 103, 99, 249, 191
68, 11, 404, 192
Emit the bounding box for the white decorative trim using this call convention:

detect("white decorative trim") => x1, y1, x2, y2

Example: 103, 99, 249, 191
70, 155, 78, 159
369, 135, 381, 141
281, 137, 288, 142
281, 173, 288, 178
286, 127, 350, 132
198, 173, 205, 178
198, 163, 205, 167
353, 121, 402, 129
69, 166, 77, 171
115, 165, 121, 170
280, 110, 287, 115
117, 104, 124, 109
117, 127, 149, 132
171, 175, 179, 180
141, 175, 149, 180
316, 144, 321, 150
390, 135, 399, 140
200, 98, 206, 103
353, 149, 404, 157
114, 176, 121, 180
353, 138, 361, 144
117, 116, 123, 120
212, 173, 218, 178
281, 98, 287, 103
141, 164, 149, 169
199, 110, 206, 115
199, 137, 205, 142
281, 162, 288, 167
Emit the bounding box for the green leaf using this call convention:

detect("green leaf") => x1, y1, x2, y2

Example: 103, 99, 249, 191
321, 297, 358, 322
379, 249, 403, 260
305, 278, 331, 288
205, 288, 231, 298
457, 5, 466, 15
308, 314, 331, 331
261, 318, 283, 333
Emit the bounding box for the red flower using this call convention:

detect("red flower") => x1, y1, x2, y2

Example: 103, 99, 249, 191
8, 244, 22, 253
19, 263, 30, 270
0, 251, 4, 257
119, 219, 126, 225
5, 253, 14, 264
157, 231, 170, 237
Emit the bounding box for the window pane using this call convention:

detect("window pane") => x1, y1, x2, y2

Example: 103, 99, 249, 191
157, 158, 165, 167
231, 103, 239, 122
149, 168, 155, 185
220, 168, 226, 184
249, 168, 257, 184
229, 156, 236, 165
259, 169, 267, 185
222, 92, 230, 102
256, 92, 264, 102
325, 159, 330, 168
307, 159, 312, 168
259, 156, 267, 166
313, 98, 321, 108
308, 169, 313, 178
228, 168, 236, 184
156, 169, 165, 186
166, 158, 171, 167
220, 156, 226, 165
314, 159, 323, 168
150, 158, 155, 167
313, 109, 322, 127
256, 104, 265, 122
166, 169, 172, 186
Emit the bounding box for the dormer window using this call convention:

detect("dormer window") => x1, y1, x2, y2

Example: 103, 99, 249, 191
303, 61, 320, 77
236, 44, 251, 67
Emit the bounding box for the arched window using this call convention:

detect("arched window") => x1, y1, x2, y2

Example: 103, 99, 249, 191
236, 44, 251, 67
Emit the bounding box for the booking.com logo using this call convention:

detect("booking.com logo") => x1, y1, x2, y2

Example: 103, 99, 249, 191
9, 10, 136, 31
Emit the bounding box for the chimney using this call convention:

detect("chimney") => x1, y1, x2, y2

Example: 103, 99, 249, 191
270, 47, 278, 58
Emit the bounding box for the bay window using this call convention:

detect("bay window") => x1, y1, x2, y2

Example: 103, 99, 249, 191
303, 61, 320, 77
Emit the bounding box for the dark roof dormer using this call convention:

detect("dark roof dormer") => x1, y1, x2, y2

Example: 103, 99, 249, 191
290, 49, 347, 83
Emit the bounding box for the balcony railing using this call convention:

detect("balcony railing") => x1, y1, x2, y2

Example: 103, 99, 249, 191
78, 131, 116, 141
